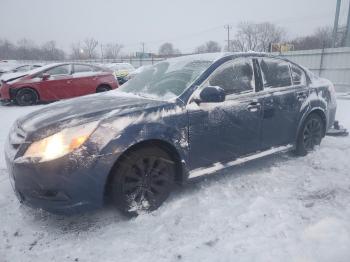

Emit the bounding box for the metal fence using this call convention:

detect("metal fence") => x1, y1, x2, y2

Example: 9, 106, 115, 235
275, 47, 350, 93
71, 57, 166, 68
11, 47, 350, 93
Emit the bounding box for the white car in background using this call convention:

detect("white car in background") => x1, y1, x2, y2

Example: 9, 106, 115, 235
105, 62, 135, 84
0, 62, 42, 79
0, 60, 20, 75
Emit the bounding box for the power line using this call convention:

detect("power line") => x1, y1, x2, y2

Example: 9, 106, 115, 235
122, 12, 336, 53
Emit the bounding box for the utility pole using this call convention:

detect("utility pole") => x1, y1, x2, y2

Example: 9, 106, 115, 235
224, 24, 232, 52
100, 44, 104, 62
140, 42, 145, 66
345, 0, 350, 47
141, 42, 145, 57
332, 0, 341, 47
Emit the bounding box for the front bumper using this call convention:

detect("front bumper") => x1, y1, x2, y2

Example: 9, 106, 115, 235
5, 139, 117, 214
0, 82, 10, 100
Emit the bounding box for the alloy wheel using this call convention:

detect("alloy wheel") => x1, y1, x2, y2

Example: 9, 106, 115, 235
303, 118, 322, 151
122, 156, 172, 211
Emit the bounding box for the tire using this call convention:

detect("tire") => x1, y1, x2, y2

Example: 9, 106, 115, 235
15, 88, 38, 106
295, 113, 324, 156
96, 85, 111, 93
110, 147, 176, 216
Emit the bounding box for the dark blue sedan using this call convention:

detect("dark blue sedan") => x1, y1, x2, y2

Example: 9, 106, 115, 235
5, 53, 337, 215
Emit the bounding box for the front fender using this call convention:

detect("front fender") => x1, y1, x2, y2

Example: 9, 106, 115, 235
89, 108, 190, 185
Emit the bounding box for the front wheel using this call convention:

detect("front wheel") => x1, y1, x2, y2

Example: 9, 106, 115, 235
295, 113, 324, 156
110, 147, 176, 216
96, 85, 111, 93
15, 88, 38, 106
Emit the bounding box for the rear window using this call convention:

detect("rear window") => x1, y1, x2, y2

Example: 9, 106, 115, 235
259, 58, 292, 88
290, 64, 306, 86
46, 65, 70, 76
74, 64, 93, 73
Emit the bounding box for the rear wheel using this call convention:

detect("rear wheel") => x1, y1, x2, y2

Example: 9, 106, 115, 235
96, 85, 111, 93
295, 113, 324, 156
110, 147, 175, 216
15, 88, 38, 106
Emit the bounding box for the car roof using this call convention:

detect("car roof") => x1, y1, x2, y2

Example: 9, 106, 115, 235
167, 51, 291, 64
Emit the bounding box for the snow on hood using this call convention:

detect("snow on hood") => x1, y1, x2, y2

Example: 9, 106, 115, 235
17, 91, 168, 137
0, 72, 28, 82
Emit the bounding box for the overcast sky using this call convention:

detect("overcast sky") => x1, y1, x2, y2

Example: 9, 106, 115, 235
0, 0, 348, 55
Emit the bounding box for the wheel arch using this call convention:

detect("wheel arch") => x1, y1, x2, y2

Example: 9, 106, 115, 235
296, 107, 327, 141
11, 86, 40, 101
103, 138, 187, 200
96, 83, 112, 92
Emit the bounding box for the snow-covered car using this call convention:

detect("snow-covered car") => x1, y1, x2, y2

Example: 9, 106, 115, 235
5, 52, 337, 215
106, 63, 135, 85
0, 60, 21, 76
0, 65, 42, 81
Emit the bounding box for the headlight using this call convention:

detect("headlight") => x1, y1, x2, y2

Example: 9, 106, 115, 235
24, 121, 98, 162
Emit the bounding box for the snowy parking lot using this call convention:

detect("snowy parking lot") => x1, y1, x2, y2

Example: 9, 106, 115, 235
1, 98, 350, 262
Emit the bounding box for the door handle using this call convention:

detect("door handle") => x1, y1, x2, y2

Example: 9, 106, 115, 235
247, 102, 261, 112
67, 80, 72, 84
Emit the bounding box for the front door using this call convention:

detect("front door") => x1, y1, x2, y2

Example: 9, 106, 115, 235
187, 57, 263, 170
37, 64, 73, 100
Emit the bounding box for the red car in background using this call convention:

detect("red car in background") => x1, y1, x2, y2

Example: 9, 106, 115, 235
0, 63, 118, 105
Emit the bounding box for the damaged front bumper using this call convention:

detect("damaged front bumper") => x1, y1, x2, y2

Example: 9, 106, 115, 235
5, 139, 117, 214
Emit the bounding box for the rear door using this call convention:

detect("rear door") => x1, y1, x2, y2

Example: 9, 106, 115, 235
36, 64, 72, 100
257, 58, 307, 148
71, 64, 99, 97
187, 57, 263, 170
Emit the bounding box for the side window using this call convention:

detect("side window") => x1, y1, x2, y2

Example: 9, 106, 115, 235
290, 64, 306, 86
209, 58, 255, 95
46, 65, 70, 76
74, 64, 93, 73
259, 58, 292, 88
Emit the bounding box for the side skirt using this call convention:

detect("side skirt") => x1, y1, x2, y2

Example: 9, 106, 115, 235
188, 144, 293, 179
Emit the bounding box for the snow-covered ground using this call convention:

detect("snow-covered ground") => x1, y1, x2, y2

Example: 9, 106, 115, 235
1, 99, 350, 262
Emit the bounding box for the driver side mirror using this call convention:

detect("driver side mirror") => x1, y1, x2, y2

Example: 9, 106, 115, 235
195, 86, 226, 104
41, 73, 50, 80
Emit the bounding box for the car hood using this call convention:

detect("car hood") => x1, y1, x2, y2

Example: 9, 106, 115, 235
0, 72, 27, 82
17, 91, 169, 136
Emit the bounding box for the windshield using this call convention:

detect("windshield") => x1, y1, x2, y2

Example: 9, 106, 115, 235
118, 54, 218, 100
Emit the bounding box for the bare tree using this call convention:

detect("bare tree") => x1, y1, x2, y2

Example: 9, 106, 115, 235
195, 41, 221, 53
229, 22, 285, 52
0, 39, 16, 59
16, 38, 36, 60
158, 42, 180, 57
291, 26, 334, 50
41, 41, 65, 60
70, 42, 85, 60
104, 43, 123, 59
83, 38, 99, 59
0, 38, 66, 60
